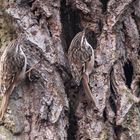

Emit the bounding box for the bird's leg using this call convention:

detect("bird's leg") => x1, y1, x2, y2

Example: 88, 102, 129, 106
25, 62, 39, 74
25, 62, 40, 80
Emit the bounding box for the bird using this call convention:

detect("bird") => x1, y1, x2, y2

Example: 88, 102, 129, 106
68, 28, 97, 108
0, 34, 27, 120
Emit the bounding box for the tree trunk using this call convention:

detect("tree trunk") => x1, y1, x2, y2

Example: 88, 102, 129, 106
0, 0, 140, 140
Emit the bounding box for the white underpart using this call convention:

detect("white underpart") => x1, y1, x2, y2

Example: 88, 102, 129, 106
84, 38, 94, 78
80, 32, 85, 47
18, 46, 27, 80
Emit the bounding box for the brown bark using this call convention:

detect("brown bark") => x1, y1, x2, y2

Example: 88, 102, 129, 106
0, 0, 140, 140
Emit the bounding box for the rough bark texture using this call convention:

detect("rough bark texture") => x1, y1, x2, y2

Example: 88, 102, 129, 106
0, 0, 140, 140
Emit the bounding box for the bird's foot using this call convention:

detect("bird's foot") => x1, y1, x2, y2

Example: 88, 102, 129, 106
26, 62, 40, 81
26, 62, 39, 74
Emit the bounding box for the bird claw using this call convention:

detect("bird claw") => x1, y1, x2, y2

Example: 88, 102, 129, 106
26, 63, 40, 81
25, 63, 38, 74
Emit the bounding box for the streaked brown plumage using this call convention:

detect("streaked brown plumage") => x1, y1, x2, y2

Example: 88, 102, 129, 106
68, 29, 96, 107
0, 35, 27, 120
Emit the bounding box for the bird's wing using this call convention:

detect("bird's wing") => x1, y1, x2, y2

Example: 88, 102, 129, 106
0, 50, 25, 94
0, 52, 16, 93
68, 32, 84, 85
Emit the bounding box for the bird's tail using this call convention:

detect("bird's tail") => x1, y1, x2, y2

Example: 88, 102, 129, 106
0, 84, 15, 120
82, 73, 97, 108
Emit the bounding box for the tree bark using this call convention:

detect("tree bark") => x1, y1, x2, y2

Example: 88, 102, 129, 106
0, 0, 140, 140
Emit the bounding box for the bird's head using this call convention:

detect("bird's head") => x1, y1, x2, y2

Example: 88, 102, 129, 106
80, 27, 97, 50
81, 28, 91, 49
7, 34, 25, 54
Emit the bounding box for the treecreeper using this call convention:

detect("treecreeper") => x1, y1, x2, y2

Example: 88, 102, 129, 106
68, 28, 97, 109
0, 35, 27, 120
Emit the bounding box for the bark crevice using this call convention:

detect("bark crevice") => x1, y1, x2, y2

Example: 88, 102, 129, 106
99, 0, 109, 13
60, 0, 81, 139
60, 0, 81, 51
123, 60, 133, 89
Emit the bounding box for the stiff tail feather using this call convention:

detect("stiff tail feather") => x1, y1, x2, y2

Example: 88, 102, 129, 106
82, 73, 97, 108
0, 84, 15, 120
